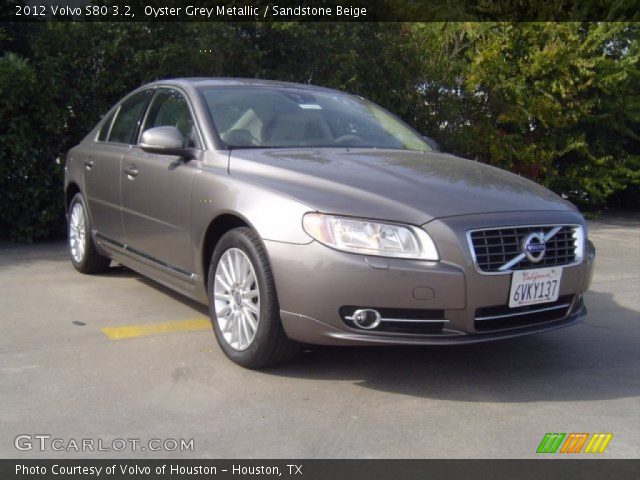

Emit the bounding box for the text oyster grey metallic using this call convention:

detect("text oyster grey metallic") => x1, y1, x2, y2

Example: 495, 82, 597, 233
64, 78, 595, 367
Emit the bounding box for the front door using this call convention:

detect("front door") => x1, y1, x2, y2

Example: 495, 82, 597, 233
121, 88, 201, 274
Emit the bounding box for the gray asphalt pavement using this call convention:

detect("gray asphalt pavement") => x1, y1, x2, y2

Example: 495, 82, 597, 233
1, 215, 638, 458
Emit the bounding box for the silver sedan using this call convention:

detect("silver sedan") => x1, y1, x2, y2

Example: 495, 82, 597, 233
64, 78, 595, 368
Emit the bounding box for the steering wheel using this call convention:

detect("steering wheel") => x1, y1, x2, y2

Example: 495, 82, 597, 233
221, 129, 260, 147
334, 134, 365, 145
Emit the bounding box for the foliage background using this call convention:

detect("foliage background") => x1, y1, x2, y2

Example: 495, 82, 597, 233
1, 22, 638, 241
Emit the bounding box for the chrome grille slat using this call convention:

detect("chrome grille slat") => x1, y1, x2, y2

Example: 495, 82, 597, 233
469, 225, 578, 273
474, 295, 575, 332
475, 303, 572, 321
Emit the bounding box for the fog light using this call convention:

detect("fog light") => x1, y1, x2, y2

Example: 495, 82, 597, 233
352, 309, 382, 329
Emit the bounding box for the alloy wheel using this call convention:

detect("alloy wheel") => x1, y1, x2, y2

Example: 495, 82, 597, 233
69, 202, 86, 264
213, 248, 260, 351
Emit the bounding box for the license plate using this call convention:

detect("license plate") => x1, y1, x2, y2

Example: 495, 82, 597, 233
509, 267, 562, 308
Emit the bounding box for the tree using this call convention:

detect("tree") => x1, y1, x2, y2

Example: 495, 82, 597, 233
410, 22, 640, 207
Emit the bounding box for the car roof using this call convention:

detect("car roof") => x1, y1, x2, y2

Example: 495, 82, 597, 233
146, 77, 343, 94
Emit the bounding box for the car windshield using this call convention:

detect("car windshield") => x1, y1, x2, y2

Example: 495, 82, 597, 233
199, 86, 431, 151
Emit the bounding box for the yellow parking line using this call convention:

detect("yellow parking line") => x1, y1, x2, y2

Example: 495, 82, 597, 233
101, 318, 211, 340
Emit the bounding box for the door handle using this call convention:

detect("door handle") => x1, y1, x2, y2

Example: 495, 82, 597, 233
123, 165, 138, 178
84, 159, 94, 170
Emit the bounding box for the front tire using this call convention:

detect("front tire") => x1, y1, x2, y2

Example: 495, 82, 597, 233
208, 227, 300, 369
68, 193, 111, 274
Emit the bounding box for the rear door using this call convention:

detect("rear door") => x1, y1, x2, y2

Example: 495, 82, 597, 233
84, 90, 152, 242
121, 88, 202, 274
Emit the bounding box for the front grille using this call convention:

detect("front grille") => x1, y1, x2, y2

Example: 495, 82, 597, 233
339, 306, 447, 335
469, 225, 578, 272
474, 295, 574, 332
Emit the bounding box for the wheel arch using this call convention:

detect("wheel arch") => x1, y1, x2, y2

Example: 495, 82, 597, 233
201, 212, 255, 289
65, 182, 82, 217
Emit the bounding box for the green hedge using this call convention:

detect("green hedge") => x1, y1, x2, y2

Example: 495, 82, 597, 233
1, 22, 638, 242
0, 52, 64, 241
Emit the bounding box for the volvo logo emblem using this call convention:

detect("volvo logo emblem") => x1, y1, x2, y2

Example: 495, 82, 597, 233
522, 232, 546, 263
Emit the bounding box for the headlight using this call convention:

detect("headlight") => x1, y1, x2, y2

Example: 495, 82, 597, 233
302, 213, 439, 260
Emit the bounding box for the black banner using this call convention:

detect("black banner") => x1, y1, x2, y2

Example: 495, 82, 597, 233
2, 0, 640, 22
2, 459, 639, 480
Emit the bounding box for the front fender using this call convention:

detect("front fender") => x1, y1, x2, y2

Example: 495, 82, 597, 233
191, 157, 313, 279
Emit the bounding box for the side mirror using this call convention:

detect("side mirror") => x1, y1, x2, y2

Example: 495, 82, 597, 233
422, 135, 441, 152
139, 126, 195, 159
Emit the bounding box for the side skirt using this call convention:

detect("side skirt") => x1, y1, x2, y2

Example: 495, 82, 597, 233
95, 232, 208, 305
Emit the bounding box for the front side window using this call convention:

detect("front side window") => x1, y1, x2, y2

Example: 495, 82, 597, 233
108, 90, 152, 144
199, 86, 430, 151
141, 89, 199, 148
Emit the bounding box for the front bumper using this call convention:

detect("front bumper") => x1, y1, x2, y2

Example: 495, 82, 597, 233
265, 210, 595, 346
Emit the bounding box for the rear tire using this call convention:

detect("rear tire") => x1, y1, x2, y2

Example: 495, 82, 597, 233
208, 227, 300, 369
68, 193, 111, 274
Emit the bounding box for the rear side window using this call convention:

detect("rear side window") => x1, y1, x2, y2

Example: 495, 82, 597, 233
97, 111, 115, 141
108, 90, 152, 144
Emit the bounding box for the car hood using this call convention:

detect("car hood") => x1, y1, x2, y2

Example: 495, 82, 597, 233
228, 148, 575, 225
